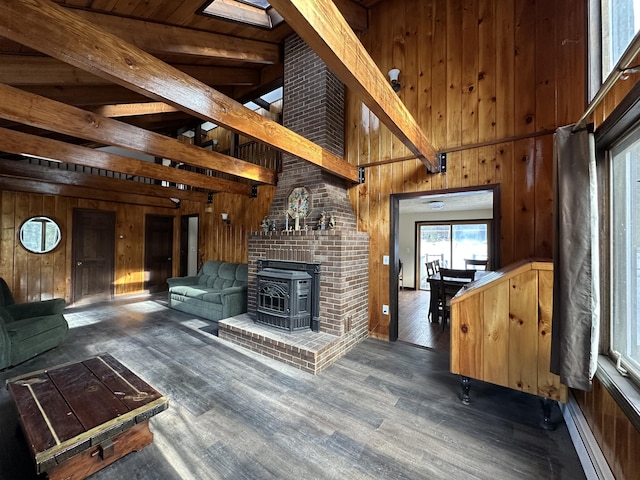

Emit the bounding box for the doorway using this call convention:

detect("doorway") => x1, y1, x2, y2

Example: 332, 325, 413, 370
72, 209, 115, 305
180, 214, 199, 277
144, 215, 174, 293
390, 185, 500, 348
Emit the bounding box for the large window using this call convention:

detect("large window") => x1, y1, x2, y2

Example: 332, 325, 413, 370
610, 122, 640, 380
592, 0, 640, 91
417, 222, 489, 290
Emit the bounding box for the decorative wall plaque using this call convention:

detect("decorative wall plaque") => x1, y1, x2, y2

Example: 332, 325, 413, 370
287, 187, 310, 219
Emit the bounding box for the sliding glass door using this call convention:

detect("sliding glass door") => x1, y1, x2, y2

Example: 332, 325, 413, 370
418, 221, 489, 290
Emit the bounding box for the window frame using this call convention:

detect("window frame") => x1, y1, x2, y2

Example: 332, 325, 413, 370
595, 80, 640, 431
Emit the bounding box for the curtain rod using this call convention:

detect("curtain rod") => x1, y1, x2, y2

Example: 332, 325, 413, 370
360, 129, 555, 169
574, 29, 640, 132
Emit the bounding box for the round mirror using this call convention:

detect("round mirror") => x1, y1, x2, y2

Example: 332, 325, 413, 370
19, 216, 62, 254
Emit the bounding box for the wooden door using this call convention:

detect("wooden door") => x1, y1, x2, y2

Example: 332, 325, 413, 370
145, 215, 173, 293
72, 209, 115, 305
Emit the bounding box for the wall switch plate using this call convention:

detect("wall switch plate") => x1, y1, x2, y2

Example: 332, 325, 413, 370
382, 304, 389, 315
383, 255, 389, 265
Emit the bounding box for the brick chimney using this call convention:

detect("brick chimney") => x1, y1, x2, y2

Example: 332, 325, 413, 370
267, 34, 358, 232
221, 35, 369, 374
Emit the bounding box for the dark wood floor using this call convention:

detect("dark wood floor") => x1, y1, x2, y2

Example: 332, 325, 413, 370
0, 295, 585, 479
398, 288, 449, 351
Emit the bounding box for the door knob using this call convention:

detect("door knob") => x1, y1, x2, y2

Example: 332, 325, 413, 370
76, 261, 83, 266
168, 257, 172, 261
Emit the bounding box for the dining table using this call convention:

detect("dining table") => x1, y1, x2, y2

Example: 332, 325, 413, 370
427, 270, 491, 322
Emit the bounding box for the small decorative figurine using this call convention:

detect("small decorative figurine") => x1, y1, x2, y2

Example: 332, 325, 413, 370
318, 211, 327, 230
261, 216, 269, 233
328, 214, 336, 230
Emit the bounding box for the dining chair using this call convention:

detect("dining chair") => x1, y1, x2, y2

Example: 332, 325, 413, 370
433, 259, 441, 272
398, 259, 404, 290
464, 258, 489, 270
438, 268, 476, 330
426, 261, 435, 277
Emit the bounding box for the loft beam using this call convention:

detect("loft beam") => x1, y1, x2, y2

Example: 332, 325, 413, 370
0, 84, 275, 186
0, 127, 252, 196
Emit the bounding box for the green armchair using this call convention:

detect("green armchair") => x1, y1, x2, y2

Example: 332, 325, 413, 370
0, 278, 69, 370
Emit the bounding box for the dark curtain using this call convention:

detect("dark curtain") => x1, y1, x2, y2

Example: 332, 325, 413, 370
550, 125, 600, 391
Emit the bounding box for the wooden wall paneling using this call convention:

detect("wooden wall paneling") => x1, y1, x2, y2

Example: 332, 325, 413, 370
477, 145, 497, 185
534, 134, 553, 257
461, 149, 479, 186
536, 268, 563, 400
514, 0, 536, 135
601, 385, 617, 472
477, 0, 497, 142
64, 197, 78, 305
535, 0, 557, 131
120, 202, 144, 295
446, 0, 463, 149
556, 0, 586, 126
592, 378, 605, 456
445, 151, 462, 189
27, 193, 42, 302
431, 0, 448, 149
495, 142, 514, 266
626, 412, 640, 479
508, 269, 538, 394
13, 193, 29, 302
513, 138, 536, 259
40, 195, 56, 300
481, 281, 509, 386
53, 195, 69, 300
379, 158, 392, 336
451, 293, 483, 379
0, 191, 15, 292
368, 166, 382, 337
417, 0, 434, 152
577, 375, 640, 480
495, 0, 515, 139
461, 0, 479, 148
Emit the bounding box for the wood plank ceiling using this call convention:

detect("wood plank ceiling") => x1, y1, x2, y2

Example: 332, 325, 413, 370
0, 0, 423, 205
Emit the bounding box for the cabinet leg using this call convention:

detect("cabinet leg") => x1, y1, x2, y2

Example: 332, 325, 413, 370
460, 376, 471, 405
540, 398, 556, 430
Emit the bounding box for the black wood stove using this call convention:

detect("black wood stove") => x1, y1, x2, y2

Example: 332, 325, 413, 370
255, 260, 320, 332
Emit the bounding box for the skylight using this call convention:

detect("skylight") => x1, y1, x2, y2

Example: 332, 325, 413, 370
201, 0, 284, 29
260, 86, 282, 104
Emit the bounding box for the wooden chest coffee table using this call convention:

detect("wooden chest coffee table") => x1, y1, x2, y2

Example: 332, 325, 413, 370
6, 353, 168, 480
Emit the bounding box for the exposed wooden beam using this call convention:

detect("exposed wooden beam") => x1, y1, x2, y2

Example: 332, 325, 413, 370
18, 85, 234, 107
18, 85, 152, 106
268, 0, 439, 171
0, 84, 276, 186
0, 56, 260, 86
0, 159, 208, 202
71, 9, 280, 65
0, 0, 359, 183
0, 176, 178, 208
0, 127, 253, 196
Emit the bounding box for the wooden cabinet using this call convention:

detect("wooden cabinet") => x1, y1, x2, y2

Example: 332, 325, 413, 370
450, 259, 567, 404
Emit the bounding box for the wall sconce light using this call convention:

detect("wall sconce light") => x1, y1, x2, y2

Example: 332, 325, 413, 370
204, 192, 213, 213
169, 197, 180, 209
221, 213, 230, 225
388, 68, 401, 92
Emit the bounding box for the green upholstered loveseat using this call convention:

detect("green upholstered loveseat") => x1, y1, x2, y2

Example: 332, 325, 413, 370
166, 261, 248, 322
0, 278, 69, 370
